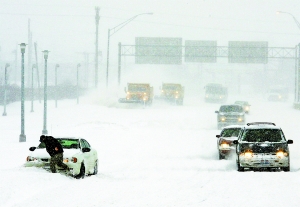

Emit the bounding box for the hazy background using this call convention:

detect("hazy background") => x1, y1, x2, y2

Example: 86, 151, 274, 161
0, 0, 299, 100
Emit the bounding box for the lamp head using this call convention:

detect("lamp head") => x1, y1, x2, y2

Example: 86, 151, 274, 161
56, 64, 59, 68
42, 50, 49, 59
19, 43, 27, 54
5, 63, 10, 68
32, 64, 36, 68
77, 63, 81, 68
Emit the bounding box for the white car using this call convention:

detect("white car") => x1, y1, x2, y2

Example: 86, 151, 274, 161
25, 137, 98, 178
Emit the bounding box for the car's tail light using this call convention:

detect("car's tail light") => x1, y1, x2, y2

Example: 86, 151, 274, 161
71, 157, 78, 163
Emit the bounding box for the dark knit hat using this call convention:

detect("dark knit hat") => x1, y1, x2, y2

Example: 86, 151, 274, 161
40, 135, 46, 142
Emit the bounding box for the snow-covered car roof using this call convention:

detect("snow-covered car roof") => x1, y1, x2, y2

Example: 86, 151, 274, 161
243, 122, 280, 129
222, 125, 244, 129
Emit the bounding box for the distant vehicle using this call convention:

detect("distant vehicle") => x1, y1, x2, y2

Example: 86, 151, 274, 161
204, 83, 228, 103
267, 86, 289, 102
215, 104, 245, 130
159, 83, 184, 105
119, 83, 154, 105
233, 122, 293, 172
216, 125, 243, 159
234, 101, 251, 114
25, 137, 98, 178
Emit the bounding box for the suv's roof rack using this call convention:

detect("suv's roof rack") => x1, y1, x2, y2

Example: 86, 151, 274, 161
246, 122, 276, 126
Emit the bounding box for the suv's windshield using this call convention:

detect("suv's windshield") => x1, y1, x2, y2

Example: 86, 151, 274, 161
38, 138, 79, 149
241, 129, 285, 142
221, 128, 241, 137
220, 105, 243, 113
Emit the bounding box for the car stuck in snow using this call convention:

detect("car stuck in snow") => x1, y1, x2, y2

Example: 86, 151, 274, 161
25, 137, 98, 178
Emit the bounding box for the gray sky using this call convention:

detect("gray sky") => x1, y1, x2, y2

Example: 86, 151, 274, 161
1, 0, 300, 64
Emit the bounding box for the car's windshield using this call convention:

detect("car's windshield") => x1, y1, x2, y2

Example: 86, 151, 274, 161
221, 128, 241, 137
38, 138, 79, 149
219, 105, 243, 113
235, 101, 247, 105
241, 129, 285, 142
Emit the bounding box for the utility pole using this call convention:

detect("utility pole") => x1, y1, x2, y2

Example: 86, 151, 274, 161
95, 7, 100, 88
34, 42, 41, 103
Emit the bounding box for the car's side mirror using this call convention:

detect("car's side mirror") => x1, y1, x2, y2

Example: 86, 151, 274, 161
216, 135, 220, 138
215, 111, 219, 113
82, 148, 91, 153
29, 147, 36, 151
233, 140, 238, 144
287, 140, 293, 144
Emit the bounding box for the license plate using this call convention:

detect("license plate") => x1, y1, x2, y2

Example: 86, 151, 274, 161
261, 160, 269, 165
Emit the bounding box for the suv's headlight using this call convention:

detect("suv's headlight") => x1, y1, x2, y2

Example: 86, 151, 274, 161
238, 117, 244, 122
276, 150, 288, 158
241, 150, 253, 159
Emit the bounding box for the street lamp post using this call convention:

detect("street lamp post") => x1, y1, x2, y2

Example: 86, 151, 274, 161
42, 50, 49, 135
31, 64, 36, 112
77, 63, 81, 104
277, 11, 300, 30
55, 64, 59, 108
19, 43, 26, 142
106, 12, 153, 88
2, 63, 10, 116
277, 11, 300, 103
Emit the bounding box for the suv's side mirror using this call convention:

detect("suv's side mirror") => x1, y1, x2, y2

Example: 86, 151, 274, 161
29, 147, 36, 151
287, 140, 293, 144
216, 135, 220, 138
215, 111, 219, 113
233, 140, 238, 144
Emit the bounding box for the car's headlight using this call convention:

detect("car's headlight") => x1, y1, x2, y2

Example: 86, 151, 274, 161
220, 143, 230, 149
238, 117, 244, 122
63, 158, 69, 163
245, 106, 249, 111
276, 150, 288, 158
220, 116, 226, 122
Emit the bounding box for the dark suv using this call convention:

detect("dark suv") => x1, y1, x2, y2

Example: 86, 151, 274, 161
215, 104, 245, 130
233, 122, 293, 172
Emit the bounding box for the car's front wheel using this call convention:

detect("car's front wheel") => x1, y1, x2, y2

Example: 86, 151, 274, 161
219, 153, 225, 160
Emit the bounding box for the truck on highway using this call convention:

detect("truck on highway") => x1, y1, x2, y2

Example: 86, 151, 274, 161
119, 83, 154, 105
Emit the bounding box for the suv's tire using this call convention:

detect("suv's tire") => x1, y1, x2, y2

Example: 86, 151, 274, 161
237, 162, 244, 172
282, 166, 290, 172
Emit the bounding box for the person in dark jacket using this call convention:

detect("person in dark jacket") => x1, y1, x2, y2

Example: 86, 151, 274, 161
40, 135, 69, 173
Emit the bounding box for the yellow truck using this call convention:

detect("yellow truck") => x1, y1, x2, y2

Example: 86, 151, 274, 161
119, 83, 154, 105
159, 83, 184, 105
